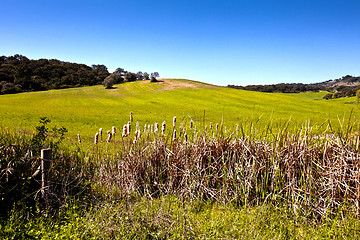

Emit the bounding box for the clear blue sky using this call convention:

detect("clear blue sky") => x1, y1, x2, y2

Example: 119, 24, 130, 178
1, 0, 359, 86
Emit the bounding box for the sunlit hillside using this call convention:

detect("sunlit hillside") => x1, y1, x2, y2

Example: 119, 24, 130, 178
0, 79, 359, 141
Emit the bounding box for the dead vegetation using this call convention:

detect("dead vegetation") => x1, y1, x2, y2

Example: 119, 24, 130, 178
59, 114, 360, 221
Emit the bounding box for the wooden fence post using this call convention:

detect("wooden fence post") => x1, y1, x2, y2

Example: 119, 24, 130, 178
41, 148, 52, 200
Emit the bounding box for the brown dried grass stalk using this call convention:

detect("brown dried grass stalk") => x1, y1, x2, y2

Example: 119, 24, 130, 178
75, 124, 360, 220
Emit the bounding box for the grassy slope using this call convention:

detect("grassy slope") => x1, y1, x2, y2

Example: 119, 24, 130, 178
0, 79, 359, 141
2, 80, 360, 238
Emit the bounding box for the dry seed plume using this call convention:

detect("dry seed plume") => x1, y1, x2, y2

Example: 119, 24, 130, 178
162, 121, 166, 135
112, 126, 116, 136
133, 130, 140, 143
94, 132, 99, 144
173, 116, 177, 128
77, 133, 81, 144
122, 125, 128, 138
190, 120, 194, 129
99, 128, 103, 139
106, 130, 112, 142
154, 122, 159, 133
136, 129, 141, 139
130, 111, 133, 122
127, 121, 131, 135
173, 129, 177, 140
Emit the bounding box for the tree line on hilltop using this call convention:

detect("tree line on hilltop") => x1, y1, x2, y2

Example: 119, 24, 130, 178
0, 54, 159, 94
228, 75, 360, 99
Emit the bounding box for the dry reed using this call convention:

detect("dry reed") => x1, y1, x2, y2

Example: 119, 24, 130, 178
69, 118, 360, 220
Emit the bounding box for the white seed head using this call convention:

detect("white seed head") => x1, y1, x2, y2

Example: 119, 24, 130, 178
112, 126, 116, 135
106, 131, 112, 142
173, 116, 177, 128
94, 132, 99, 144
173, 129, 177, 140
122, 125, 127, 137
190, 120, 193, 129
130, 111, 133, 122
77, 133, 81, 144
162, 121, 166, 135
154, 122, 159, 133
137, 129, 141, 139
127, 121, 131, 135
133, 130, 138, 143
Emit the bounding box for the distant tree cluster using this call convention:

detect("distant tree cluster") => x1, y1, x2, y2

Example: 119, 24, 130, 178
0, 54, 161, 94
228, 75, 360, 100
103, 67, 159, 88
323, 86, 360, 100
0, 54, 109, 94
228, 83, 324, 93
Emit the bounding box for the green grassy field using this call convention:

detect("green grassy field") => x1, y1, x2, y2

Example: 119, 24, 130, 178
3, 79, 360, 239
0, 79, 359, 142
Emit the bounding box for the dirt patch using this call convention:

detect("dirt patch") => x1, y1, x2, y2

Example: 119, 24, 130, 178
139, 79, 218, 91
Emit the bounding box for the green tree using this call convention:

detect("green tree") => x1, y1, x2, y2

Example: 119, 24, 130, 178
150, 72, 160, 82
114, 67, 125, 75
323, 93, 333, 100
136, 71, 143, 80
124, 72, 137, 82
143, 72, 150, 80
91, 64, 108, 72
103, 73, 122, 88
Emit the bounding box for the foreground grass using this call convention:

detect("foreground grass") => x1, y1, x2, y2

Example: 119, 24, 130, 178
3, 110, 360, 239
2, 196, 360, 239
0, 79, 359, 141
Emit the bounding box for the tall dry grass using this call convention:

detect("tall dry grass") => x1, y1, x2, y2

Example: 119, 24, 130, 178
58, 115, 360, 220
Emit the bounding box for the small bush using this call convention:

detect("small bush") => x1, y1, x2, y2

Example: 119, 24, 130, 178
103, 73, 123, 89
323, 93, 333, 99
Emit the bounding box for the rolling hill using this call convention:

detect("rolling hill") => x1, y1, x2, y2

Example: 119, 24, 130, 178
0, 79, 359, 141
